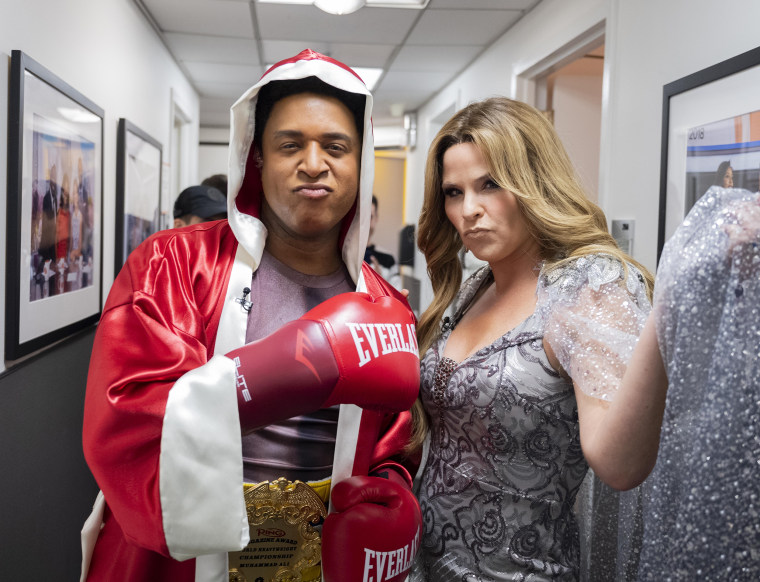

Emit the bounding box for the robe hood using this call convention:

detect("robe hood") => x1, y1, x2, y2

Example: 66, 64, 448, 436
226, 49, 375, 283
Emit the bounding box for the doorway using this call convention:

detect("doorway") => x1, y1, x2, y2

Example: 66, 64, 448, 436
539, 44, 604, 202
517, 22, 606, 204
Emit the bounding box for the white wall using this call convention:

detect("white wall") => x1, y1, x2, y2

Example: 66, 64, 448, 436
199, 127, 230, 187
405, 0, 760, 310
550, 59, 604, 203
0, 0, 199, 368
373, 153, 405, 259
601, 0, 760, 268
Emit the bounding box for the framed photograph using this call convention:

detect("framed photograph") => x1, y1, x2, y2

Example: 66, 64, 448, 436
115, 118, 162, 274
658, 45, 760, 260
6, 50, 103, 360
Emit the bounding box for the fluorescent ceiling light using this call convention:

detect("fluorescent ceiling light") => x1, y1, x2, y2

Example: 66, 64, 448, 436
314, 0, 364, 14
258, 0, 314, 4
258, 0, 429, 10
367, 0, 428, 6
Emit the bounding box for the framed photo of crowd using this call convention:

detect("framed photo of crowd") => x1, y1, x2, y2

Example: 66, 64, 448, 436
658, 45, 760, 260
115, 118, 162, 274
5, 50, 104, 360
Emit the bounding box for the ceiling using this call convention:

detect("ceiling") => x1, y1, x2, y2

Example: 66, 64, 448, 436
136, 0, 542, 134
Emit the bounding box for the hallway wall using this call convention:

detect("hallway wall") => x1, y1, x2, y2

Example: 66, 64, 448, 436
601, 0, 760, 267
0, 0, 200, 367
0, 328, 98, 579
0, 1, 199, 578
405, 0, 760, 309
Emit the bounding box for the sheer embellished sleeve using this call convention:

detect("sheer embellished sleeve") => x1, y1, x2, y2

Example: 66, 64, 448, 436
537, 254, 651, 401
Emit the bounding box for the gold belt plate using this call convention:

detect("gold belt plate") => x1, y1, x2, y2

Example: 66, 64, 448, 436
229, 477, 327, 582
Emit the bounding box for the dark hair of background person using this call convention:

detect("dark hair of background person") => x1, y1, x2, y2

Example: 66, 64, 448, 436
173, 184, 227, 227
713, 160, 732, 186
201, 173, 228, 197
253, 76, 365, 151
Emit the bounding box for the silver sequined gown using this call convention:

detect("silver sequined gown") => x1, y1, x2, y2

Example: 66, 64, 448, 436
411, 255, 650, 582
616, 187, 760, 581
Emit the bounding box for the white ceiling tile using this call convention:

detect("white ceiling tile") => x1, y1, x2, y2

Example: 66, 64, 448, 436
428, 0, 536, 9
392, 44, 482, 71
165, 33, 259, 64
262, 41, 395, 68
378, 70, 450, 92
408, 8, 521, 45
195, 79, 260, 98
372, 91, 429, 118
136, 0, 544, 127
143, 0, 254, 37
255, 4, 417, 44
314, 43, 397, 67
185, 61, 264, 87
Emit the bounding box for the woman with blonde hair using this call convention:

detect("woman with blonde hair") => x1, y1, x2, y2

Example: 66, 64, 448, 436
409, 97, 668, 581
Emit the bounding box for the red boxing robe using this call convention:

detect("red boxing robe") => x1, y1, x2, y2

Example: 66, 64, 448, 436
80, 49, 418, 582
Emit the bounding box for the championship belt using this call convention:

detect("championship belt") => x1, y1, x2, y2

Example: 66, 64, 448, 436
229, 477, 329, 582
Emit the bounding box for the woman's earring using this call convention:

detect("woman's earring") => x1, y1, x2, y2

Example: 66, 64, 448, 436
254, 153, 263, 169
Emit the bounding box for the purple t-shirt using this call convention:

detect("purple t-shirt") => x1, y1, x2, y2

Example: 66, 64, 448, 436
241, 250, 354, 483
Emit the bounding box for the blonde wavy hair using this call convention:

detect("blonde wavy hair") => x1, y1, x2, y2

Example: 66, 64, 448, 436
409, 97, 653, 451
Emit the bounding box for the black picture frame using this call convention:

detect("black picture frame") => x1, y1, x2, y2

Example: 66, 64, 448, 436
658, 45, 760, 261
5, 50, 104, 360
115, 118, 163, 274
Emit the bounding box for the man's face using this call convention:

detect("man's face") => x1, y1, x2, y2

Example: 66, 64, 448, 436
259, 92, 361, 245
723, 167, 734, 188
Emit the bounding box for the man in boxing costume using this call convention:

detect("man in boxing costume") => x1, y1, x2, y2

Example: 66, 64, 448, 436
80, 50, 421, 582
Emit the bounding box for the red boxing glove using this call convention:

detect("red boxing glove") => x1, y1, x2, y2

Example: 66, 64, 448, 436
322, 475, 422, 582
227, 292, 420, 433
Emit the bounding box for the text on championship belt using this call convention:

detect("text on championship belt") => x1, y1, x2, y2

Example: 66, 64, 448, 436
229, 477, 328, 582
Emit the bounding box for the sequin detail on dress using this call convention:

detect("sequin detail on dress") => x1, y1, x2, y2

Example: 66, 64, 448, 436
432, 357, 457, 408
617, 187, 760, 581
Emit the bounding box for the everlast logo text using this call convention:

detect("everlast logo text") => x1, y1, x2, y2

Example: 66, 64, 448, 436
346, 323, 419, 367
362, 528, 420, 582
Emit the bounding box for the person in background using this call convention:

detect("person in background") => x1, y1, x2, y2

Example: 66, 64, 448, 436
365, 194, 401, 288
714, 160, 734, 188
39, 164, 59, 296
55, 174, 72, 295
201, 173, 229, 197
80, 49, 421, 582
408, 97, 669, 581
68, 179, 84, 291
172, 184, 228, 228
